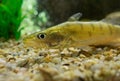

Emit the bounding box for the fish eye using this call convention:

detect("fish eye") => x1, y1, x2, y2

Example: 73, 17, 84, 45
37, 33, 46, 39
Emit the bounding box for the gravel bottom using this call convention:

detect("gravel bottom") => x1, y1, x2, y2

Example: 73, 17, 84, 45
0, 39, 120, 81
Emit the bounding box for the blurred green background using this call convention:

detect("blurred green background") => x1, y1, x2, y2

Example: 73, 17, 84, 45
0, 0, 23, 40
0, 0, 120, 40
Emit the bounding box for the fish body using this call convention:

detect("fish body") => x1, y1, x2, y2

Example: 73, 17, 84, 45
23, 21, 120, 49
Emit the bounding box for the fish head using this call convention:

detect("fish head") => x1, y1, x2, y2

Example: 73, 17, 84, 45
23, 27, 66, 49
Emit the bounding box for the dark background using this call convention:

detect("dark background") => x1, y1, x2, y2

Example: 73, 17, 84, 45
37, 0, 120, 25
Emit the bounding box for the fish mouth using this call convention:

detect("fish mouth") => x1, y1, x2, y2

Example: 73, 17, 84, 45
23, 39, 48, 49
23, 39, 37, 48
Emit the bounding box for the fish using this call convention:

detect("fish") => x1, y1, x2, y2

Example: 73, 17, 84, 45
102, 11, 120, 25
23, 13, 120, 49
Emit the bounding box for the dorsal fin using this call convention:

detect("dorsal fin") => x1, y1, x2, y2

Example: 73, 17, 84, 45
68, 12, 82, 21
101, 11, 120, 25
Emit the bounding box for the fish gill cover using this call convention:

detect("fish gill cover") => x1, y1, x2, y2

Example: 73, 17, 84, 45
0, 0, 24, 40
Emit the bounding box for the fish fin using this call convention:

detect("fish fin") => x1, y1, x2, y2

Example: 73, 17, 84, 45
101, 11, 120, 25
90, 38, 120, 48
68, 12, 82, 21
107, 38, 120, 48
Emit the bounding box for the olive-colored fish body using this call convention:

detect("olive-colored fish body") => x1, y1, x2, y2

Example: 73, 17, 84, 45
23, 21, 120, 49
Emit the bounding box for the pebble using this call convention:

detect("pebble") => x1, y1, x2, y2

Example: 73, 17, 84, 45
0, 39, 120, 81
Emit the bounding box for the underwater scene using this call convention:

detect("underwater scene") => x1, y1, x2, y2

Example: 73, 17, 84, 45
0, 0, 120, 81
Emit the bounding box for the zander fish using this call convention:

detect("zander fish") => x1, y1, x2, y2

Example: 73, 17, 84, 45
23, 13, 120, 49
